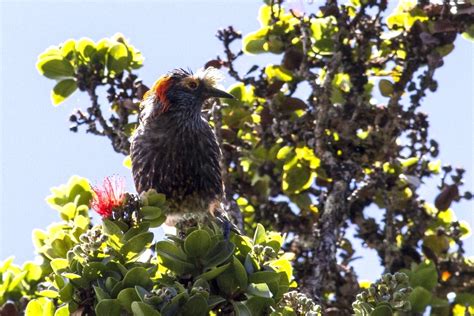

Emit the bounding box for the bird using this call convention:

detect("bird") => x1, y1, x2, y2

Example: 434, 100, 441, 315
130, 68, 235, 232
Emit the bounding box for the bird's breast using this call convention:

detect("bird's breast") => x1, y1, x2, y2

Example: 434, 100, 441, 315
131, 120, 223, 213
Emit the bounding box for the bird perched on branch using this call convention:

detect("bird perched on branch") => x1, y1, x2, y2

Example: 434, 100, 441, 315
130, 68, 235, 232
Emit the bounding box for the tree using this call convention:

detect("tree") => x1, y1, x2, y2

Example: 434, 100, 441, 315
1, 0, 473, 315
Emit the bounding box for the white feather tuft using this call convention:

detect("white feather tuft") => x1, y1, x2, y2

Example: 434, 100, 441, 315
196, 67, 225, 87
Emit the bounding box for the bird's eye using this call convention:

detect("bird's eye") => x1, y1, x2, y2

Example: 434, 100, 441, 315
187, 81, 198, 90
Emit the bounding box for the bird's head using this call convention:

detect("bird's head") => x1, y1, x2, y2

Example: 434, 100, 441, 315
140, 68, 233, 120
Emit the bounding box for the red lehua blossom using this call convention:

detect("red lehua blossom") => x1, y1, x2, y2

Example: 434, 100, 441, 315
91, 176, 126, 218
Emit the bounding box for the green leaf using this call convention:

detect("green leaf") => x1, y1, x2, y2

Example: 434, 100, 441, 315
37, 56, 75, 80
38, 289, 59, 299
253, 224, 266, 245
8, 271, 27, 291
216, 257, 248, 296
233, 302, 252, 316
102, 218, 124, 237
181, 294, 208, 316
249, 271, 280, 296
23, 261, 43, 282
107, 43, 129, 74
247, 283, 273, 298
60, 39, 76, 60
148, 215, 167, 228
123, 223, 150, 242
370, 305, 393, 316
197, 262, 231, 281
83, 262, 106, 281
228, 82, 247, 100
58, 281, 73, 302
379, 79, 394, 97
265, 65, 293, 82
184, 229, 212, 258
232, 257, 248, 289
155, 241, 194, 274
54, 305, 69, 316
455, 292, 474, 306
410, 264, 438, 291
140, 206, 163, 220
131, 302, 161, 316
203, 241, 235, 268
399, 157, 419, 168
245, 296, 274, 315
276, 146, 293, 160
95, 299, 121, 316
462, 24, 474, 42
94, 285, 111, 301
408, 286, 432, 313
51, 79, 77, 105
25, 298, 54, 316
117, 288, 141, 313
76, 37, 96, 60
121, 232, 154, 259
282, 163, 315, 193
243, 29, 268, 54
208, 295, 226, 308
123, 267, 152, 289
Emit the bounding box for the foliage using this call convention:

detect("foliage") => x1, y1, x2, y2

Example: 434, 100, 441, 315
1, 0, 474, 315
1, 178, 309, 315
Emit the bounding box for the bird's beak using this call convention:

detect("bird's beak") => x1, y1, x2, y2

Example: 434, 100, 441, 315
205, 86, 235, 99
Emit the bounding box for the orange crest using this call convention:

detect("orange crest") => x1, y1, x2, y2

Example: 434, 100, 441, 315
143, 75, 173, 113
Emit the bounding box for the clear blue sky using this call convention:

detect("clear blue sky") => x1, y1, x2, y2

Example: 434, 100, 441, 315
0, 0, 472, 281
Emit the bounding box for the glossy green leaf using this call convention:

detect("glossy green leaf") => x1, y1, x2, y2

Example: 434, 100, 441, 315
54, 305, 69, 316
25, 298, 54, 316
94, 285, 111, 301
181, 294, 208, 316
408, 286, 432, 313
82, 262, 106, 281
131, 301, 161, 316
243, 29, 268, 54
140, 206, 163, 220
117, 288, 141, 313
247, 283, 273, 298
265, 65, 293, 82
37, 56, 75, 80
102, 218, 124, 237
123, 267, 152, 289
253, 224, 266, 245
233, 302, 252, 316
184, 229, 211, 258
121, 232, 154, 259
51, 79, 77, 105
156, 241, 194, 274
203, 241, 235, 268
245, 296, 274, 315
95, 299, 121, 316
282, 163, 315, 194
410, 264, 438, 291
379, 79, 394, 97
197, 262, 231, 281
76, 37, 96, 60
107, 43, 129, 74
60, 39, 76, 60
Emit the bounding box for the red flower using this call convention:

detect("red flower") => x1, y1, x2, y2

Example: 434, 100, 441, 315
91, 176, 125, 218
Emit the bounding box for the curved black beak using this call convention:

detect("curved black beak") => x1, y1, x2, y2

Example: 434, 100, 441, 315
205, 86, 235, 99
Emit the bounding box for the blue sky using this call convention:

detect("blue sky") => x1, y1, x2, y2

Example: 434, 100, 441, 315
0, 1, 472, 281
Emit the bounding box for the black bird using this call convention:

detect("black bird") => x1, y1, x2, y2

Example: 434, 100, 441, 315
130, 68, 235, 230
